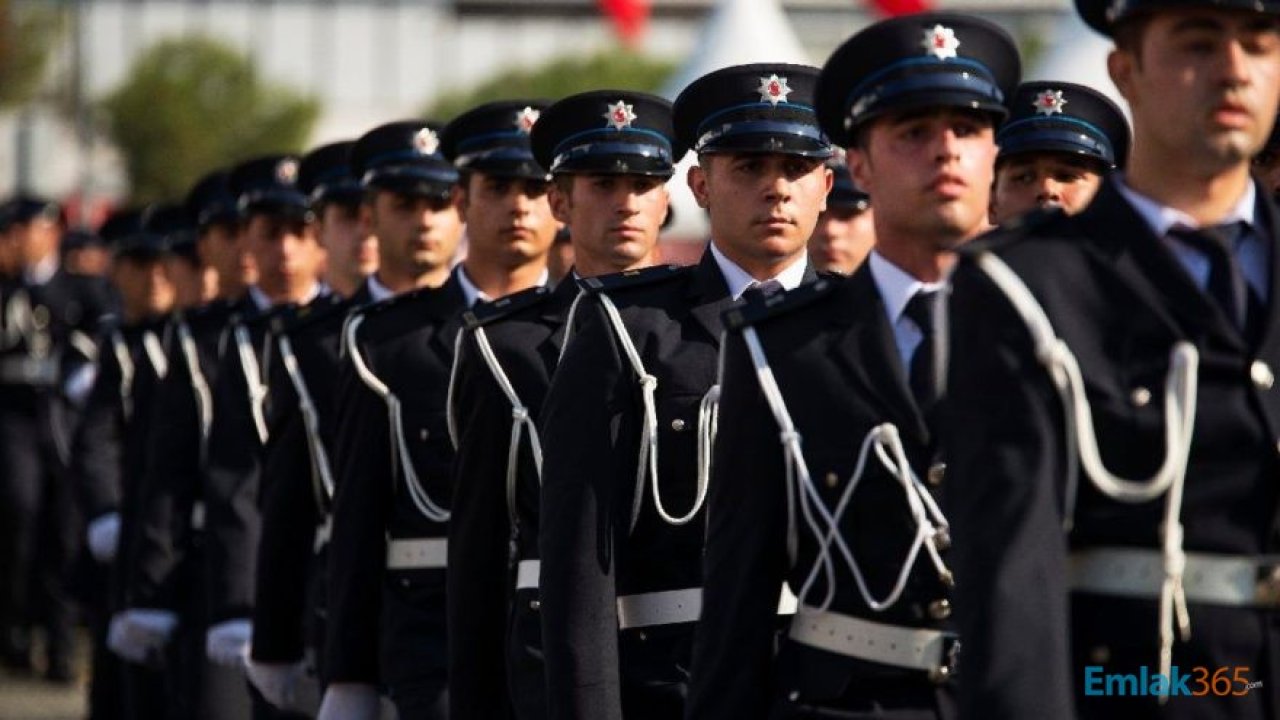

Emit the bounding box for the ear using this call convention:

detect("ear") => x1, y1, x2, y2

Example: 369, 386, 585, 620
453, 184, 469, 217
549, 180, 572, 225
1108, 48, 1137, 104
687, 161, 710, 209
358, 200, 375, 238
848, 146, 872, 194
820, 165, 834, 213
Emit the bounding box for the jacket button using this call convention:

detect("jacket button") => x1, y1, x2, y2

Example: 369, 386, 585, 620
928, 599, 951, 620
671, 419, 686, 432
1130, 387, 1151, 407
419, 428, 430, 440
927, 463, 946, 487
1090, 645, 1110, 664
530, 599, 540, 611
637, 631, 647, 641
788, 690, 800, 702
824, 472, 839, 488
1251, 360, 1274, 390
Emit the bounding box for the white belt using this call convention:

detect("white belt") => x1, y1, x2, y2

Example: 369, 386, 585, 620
385, 538, 448, 570
789, 606, 958, 679
1070, 547, 1280, 607
612, 585, 800, 630
190, 500, 206, 531
516, 559, 540, 591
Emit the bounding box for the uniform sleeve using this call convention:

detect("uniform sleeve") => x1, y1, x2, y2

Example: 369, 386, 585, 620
686, 329, 790, 720
323, 355, 390, 684
128, 345, 201, 609
537, 296, 633, 720
70, 347, 124, 521
446, 330, 517, 719
941, 260, 1075, 720
250, 381, 317, 663
203, 344, 263, 623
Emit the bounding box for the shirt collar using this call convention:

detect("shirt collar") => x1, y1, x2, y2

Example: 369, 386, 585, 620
23, 254, 58, 286
869, 251, 945, 325
455, 265, 550, 308
708, 241, 809, 300
367, 274, 395, 303
247, 282, 322, 311
1114, 173, 1257, 237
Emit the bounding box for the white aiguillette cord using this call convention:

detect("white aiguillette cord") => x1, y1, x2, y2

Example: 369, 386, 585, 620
973, 252, 1198, 693
277, 333, 335, 509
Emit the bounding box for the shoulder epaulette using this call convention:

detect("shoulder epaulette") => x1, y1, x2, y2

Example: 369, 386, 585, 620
577, 264, 687, 295
723, 277, 840, 331
960, 207, 1067, 258
464, 285, 552, 329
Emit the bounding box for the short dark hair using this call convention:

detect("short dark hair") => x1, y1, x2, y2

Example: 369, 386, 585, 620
1112, 15, 1153, 58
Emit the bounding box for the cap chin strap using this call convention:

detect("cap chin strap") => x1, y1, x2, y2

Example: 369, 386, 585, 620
739, 326, 952, 614
968, 252, 1198, 697
345, 315, 450, 524
591, 292, 710, 531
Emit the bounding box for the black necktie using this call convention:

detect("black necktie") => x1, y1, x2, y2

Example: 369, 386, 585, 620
1170, 223, 1251, 333
903, 290, 939, 410
742, 278, 784, 301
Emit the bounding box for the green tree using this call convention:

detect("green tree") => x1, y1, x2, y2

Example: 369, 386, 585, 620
0, 0, 63, 109
424, 51, 676, 121
100, 36, 319, 203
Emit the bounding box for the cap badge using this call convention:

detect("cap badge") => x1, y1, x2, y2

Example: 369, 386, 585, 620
414, 128, 441, 156
922, 24, 960, 61
1032, 89, 1067, 116
603, 100, 637, 131
275, 158, 299, 186
514, 106, 541, 134
757, 74, 792, 106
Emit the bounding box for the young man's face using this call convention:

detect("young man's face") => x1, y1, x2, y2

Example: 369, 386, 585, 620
198, 221, 257, 293
12, 217, 60, 267
1110, 8, 1280, 171
991, 153, 1106, 223
317, 201, 378, 287
112, 255, 175, 319
850, 108, 997, 250
243, 212, 323, 299
362, 189, 464, 279
689, 153, 831, 266
462, 173, 558, 269
807, 205, 876, 275
549, 174, 668, 274
164, 255, 206, 310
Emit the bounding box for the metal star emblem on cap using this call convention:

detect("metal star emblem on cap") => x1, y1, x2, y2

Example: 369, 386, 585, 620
414, 128, 441, 155
757, 74, 792, 106
1033, 89, 1067, 116
514, 106, 541, 134
922, 24, 960, 60
275, 158, 299, 186
603, 100, 637, 131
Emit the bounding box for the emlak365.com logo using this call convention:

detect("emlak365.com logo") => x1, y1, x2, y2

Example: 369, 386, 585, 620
1085, 666, 1263, 697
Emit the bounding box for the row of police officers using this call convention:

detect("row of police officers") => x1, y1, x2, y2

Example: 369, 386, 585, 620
8, 0, 1280, 717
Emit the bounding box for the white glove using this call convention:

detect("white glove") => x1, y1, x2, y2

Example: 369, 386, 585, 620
246, 658, 307, 711
107, 608, 179, 664
205, 618, 252, 668
316, 683, 381, 720
87, 513, 121, 563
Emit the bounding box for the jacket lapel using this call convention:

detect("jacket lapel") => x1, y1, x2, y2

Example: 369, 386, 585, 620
1249, 181, 1280, 355
686, 250, 732, 345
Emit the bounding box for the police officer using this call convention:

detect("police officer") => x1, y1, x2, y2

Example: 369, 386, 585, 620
445, 91, 674, 720
74, 207, 176, 718
245, 139, 373, 714
535, 65, 830, 720
62, 227, 113, 278
807, 150, 875, 275
943, 0, 1280, 717
200, 156, 326, 717
989, 80, 1130, 223
687, 16, 1019, 720
120, 169, 256, 720
148, 202, 215, 311
0, 195, 111, 678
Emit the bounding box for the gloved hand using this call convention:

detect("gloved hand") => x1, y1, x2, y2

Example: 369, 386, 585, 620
86, 512, 121, 563
245, 658, 306, 711
316, 682, 380, 720
107, 608, 179, 664
205, 618, 252, 668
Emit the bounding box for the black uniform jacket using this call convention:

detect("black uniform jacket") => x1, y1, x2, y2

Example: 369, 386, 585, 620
943, 177, 1280, 720
325, 276, 465, 690
447, 276, 579, 720
688, 266, 954, 720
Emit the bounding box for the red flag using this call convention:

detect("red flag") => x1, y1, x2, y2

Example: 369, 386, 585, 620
866, 0, 931, 18
599, 0, 650, 46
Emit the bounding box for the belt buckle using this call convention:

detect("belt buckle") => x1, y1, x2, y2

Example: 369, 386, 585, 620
1255, 563, 1280, 606
928, 635, 961, 684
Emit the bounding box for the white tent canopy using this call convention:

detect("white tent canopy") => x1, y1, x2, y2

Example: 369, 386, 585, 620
660, 0, 811, 242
